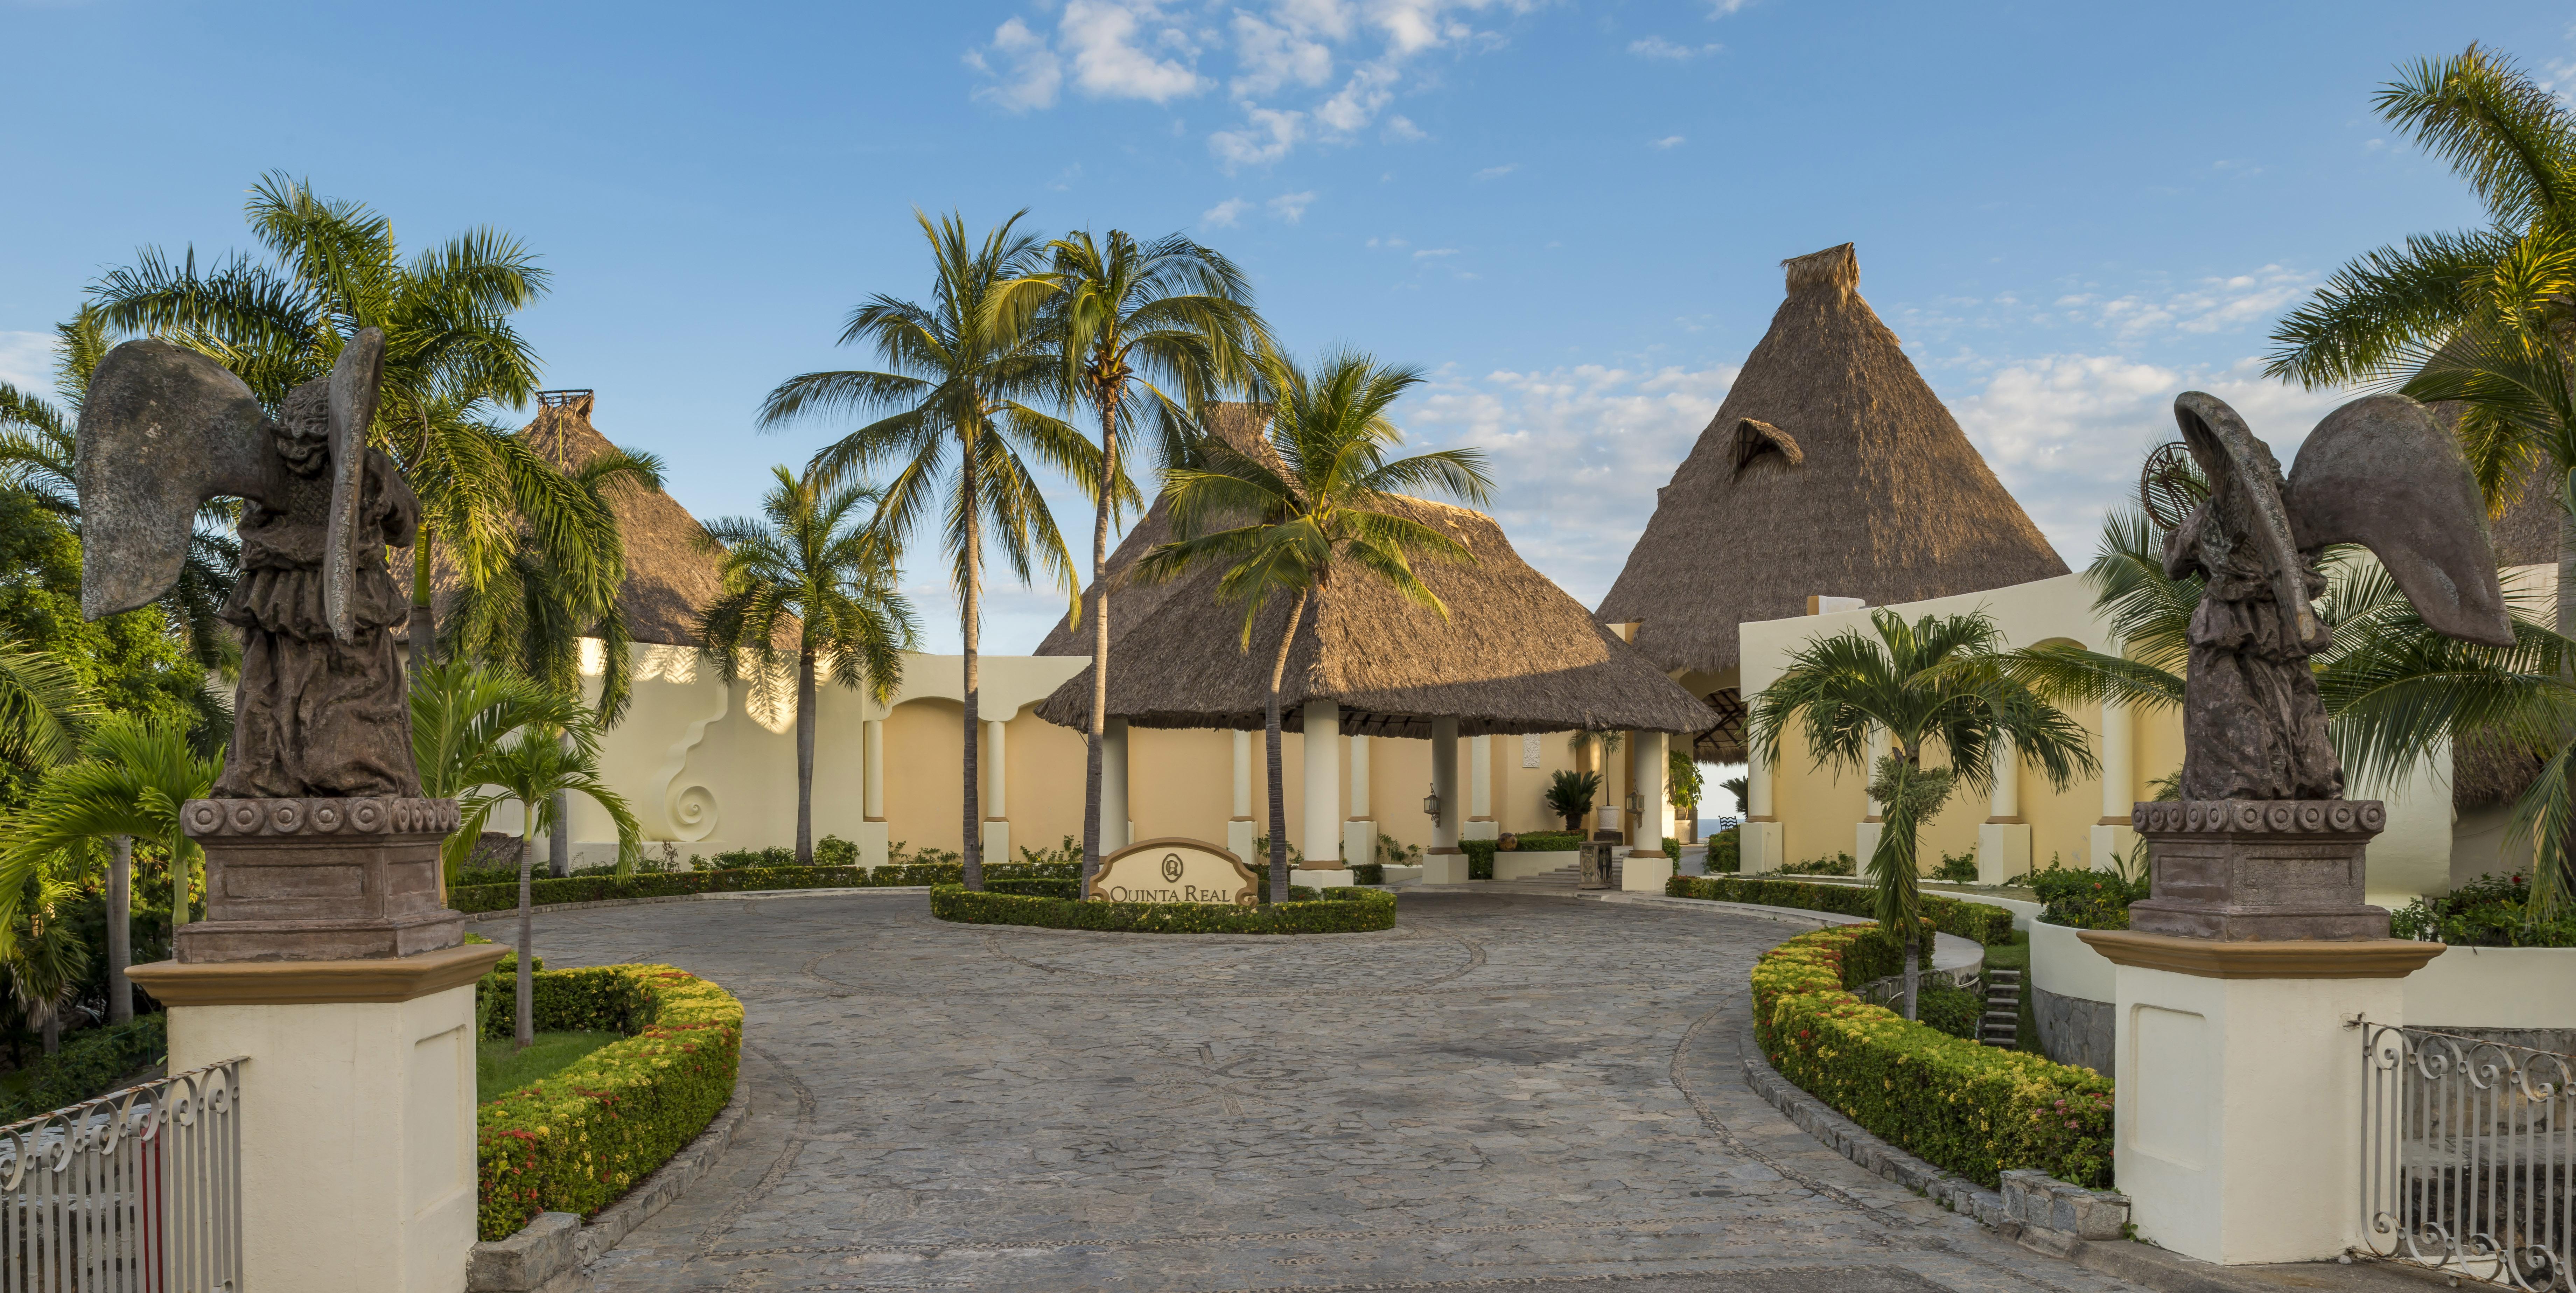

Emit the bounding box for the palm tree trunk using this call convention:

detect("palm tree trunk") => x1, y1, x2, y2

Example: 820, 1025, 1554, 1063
517, 817, 536, 1050
796, 646, 817, 866
1902, 933, 1920, 1022
2559, 499, 2575, 641
108, 836, 131, 1027
961, 430, 984, 891
172, 840, 190, 932
550, 787, 570, 878
411, 529, 436, 690
41, 1012, 58, 1057
1082, 398, 1117, 890
1263, 592, 1309, 904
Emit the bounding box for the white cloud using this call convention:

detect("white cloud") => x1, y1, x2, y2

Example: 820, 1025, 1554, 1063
1653, 134, 1686, 149
966, 16, 1063, 111
1366, 234, 1410, 249
1382, 113, 1428, 142
1473, 162, 1518, 180
1707, 0, 1753, 13
1202, 197, 1252, 227
0, 332, 55, 394
2048, 265, 2312, 340
1413, 247, 1458, 258
1628, 36, 1721, 60
1268, 190, 1318, 222
1211, 106, 1306, 169
1949, 352, 2354, 562
1401, 362, 1739, 603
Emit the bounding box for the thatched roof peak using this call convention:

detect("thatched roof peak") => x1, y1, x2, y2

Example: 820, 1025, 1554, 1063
1595, 243, 2068, 676
515, 392, 726, 648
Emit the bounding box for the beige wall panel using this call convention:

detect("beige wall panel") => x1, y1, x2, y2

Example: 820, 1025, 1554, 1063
1128, 727, 1239, 850
885, 699, 967, 854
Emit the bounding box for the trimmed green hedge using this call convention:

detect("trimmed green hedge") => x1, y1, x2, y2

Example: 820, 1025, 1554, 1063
1705, 827, 1742, 873
1351, 862, 1385, 885
1755, 926, 2112, 1187
475, 965, 742, 1241
0, 1016, 168, 1124
449, 859, 1087, 913
929, 884, 1396, 934
1460, 839, 1498, 879
1506, 831, 1585, 852
1665, 874, 2016, 945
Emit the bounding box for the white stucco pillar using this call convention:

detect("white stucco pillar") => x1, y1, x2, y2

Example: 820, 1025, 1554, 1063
2092, 662, 2137, 871
1228, 728, 1255, 866
1977, 735, 2032, 885
1101, 718, 1131, 852
981, 718, 1009, 861
859, 717, 888, 868
1430, 717, 1461, 853
1742, 747, 1784, 874
1466, 733, 1497, 840
1301, 699, 1344, 869
1629, 729, 1672, 847
1856, 726, 1887, 865
1343, 731, 1376, 868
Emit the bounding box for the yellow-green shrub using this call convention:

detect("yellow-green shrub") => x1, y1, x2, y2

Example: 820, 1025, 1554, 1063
1753, 926, 2112, 1187
475, 965, 742, 1240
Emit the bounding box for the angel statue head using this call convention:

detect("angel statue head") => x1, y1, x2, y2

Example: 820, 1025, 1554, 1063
2157, 391, 2512, 804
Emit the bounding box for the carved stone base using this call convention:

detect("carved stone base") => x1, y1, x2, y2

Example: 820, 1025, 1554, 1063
2126, 799, 2391, 942
176, 797, 468, 963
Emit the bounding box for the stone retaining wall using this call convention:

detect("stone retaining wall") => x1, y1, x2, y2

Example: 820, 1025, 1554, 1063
2032, 986, 2114, 1075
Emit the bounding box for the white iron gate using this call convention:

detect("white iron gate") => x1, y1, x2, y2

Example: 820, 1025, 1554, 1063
0, 1057, 244, 1292
2361, 1023, 2574, 1290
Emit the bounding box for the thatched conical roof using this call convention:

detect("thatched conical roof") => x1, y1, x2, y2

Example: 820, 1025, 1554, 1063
1035, 403, 1273, 657
512, 392, 727, 647
1594, 244, 2069, 676
1034, 484, 1715, 738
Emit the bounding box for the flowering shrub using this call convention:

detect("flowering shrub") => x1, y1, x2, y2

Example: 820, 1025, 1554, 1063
1666, 874, 2016, 944
475, 965, 742, 1242
929, 884, 1395, 933
2390, 872, 2576, 947
1754, 926, 2113, 1187
2032, 865, 2148, 930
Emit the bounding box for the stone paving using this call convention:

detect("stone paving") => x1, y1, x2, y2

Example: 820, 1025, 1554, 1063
530, 888, 2148, 1293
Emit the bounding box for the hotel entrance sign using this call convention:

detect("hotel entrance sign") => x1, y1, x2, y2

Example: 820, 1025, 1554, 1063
1085, 838, 1258, 905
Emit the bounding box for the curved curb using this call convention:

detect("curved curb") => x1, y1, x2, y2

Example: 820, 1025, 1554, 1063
1737, 1029, 2007, 1223
463, 887, 929, 921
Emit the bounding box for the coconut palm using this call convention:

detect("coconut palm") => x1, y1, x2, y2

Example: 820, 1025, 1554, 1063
0, 631, 88, 770
698, 467, 919, 864
1134, 350, 1493, 903
1751, 609, 2097, 1019
0, 715, 222, 1025
2266, 46, 2576, 630
757, 210, 1099, 890
452, 732, 639, 1050
997, 230, 1268, 885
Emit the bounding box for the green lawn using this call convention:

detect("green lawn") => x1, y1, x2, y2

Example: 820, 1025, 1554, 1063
477, 1030, 623, 1103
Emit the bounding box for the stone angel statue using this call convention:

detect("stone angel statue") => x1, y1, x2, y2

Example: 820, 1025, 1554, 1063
2160, 391, 2513, 803
77, 328, 423, 798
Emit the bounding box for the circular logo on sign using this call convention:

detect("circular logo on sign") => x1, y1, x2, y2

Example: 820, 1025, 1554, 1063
1161, 853, 1185, 882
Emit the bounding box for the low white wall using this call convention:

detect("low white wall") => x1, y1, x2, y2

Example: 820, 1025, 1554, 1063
2404, 945, 2576, 1030
1493, 850, 1579, 881
2030, 918, 2116, 1003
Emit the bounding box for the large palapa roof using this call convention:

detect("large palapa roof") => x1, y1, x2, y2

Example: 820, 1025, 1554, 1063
1034, 408, 1715, 738
515, 392, 727, 647
1594, 244, 2069, 677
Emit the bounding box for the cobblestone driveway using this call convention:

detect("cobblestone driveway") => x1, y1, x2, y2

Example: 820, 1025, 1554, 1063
526, 889, 2142, 1293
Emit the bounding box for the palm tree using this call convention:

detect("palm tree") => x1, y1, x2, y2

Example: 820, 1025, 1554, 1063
5, 874, 90, 1055
450, 729, 639, 1050
2267, 46, 2576, 631
1751, 610, 2097, 1019
87, 172, 555, 681
998, 230, 1267, 886
410, 658, 603, 888
698, 467, 920, 864
757, 211, 1099, 890
0, 631, 89, 770
0, 715, 222, 1025
1134, 350, 1493, 903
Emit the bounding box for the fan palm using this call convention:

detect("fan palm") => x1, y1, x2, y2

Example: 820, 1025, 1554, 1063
2266, 46, 2576, 631
0, 715, 223, 1026
757, 210, 1100, 890
1134, 349, 1493, 903
698, 466, 919, 864
997, 229, 1267, 885
1752, 609, 2098, 1019
451, 731, 639, 1050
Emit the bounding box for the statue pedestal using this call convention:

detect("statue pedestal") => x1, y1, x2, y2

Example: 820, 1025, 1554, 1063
126, 794, 496, 1293
2089, 800, 2443, 1265
176, 797, 466, 962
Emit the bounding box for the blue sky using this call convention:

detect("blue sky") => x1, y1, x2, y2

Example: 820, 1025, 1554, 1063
3, 1, 2570, 654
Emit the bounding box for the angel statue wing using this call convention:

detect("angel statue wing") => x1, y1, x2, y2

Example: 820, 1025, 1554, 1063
323, 327, 385, 641
2172, 391, 2320, 647
2285, 393, 2514, 648
75, 340, 277, 621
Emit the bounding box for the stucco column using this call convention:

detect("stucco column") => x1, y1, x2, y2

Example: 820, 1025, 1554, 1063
1343, 732, 1376, 868
1855, 726, 1887, 866
1301, 699, 1344, 869
1430, 717, 1461, 854
1228, 728, 1255, 866
859, 717, 888, 868
1742, 746, 1784, 874
981, 718, 1009, 862
1465, 733, 1496, 840
1101, 718, 1131, 852
2092, 658, 2137, 871
1629, 729, 1672, 847
1977, 735, 2032, 884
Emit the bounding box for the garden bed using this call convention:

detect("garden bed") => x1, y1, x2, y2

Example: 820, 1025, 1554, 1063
450, 860, 1079, 913
1666, 874, 2016, 944
1753, 925, 2112, 1188
929, 884, 1397, 934
474, 964, 743, 1241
